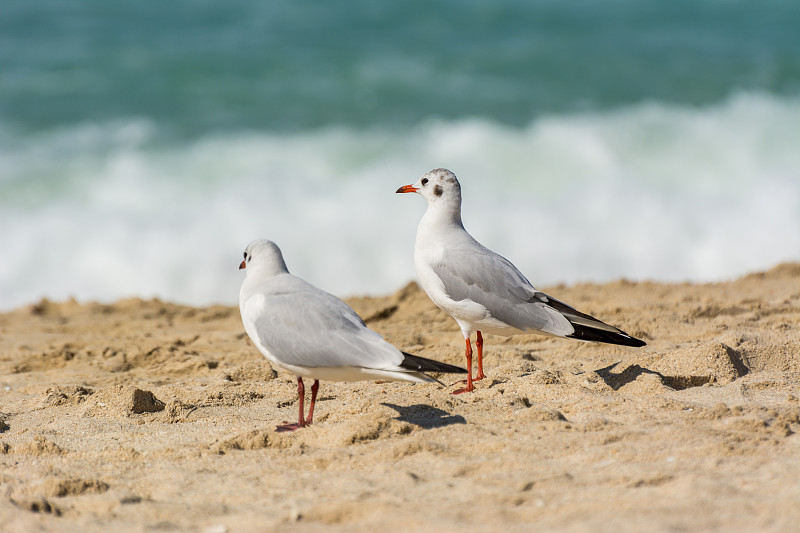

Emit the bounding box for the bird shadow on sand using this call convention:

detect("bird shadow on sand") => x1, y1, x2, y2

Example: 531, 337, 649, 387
593, 362, 712, 391
381, 403, 466, 429
592, 362, 663, 390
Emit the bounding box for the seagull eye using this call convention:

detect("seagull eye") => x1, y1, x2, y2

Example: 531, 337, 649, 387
421, 178, 428, 186
243, 251, 247, 260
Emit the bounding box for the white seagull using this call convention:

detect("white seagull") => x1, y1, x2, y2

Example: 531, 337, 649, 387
396, 168, 646, 394
238, 239, 467, 431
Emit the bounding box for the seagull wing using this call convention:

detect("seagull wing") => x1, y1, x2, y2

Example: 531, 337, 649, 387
432, 243, 645, 346
431, 243, 575, 336
241, 275, 404, 370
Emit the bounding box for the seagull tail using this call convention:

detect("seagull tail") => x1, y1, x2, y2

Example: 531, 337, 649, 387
566, 321, 646, 347
537, 292, 647, 347
399, 352, 469, 384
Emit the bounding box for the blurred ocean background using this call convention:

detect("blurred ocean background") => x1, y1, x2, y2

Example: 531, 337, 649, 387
2, 0, 799, 310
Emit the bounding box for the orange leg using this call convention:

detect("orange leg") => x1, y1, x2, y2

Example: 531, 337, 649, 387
474, 331, 486, 381
453, 338, 474, 394
277, 377, 311, 432
305, 379, 319, 426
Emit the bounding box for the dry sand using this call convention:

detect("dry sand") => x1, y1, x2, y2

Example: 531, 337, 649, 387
1, 263, 799, 532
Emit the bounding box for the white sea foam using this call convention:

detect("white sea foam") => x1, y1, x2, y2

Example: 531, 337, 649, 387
1, 92, 798, 310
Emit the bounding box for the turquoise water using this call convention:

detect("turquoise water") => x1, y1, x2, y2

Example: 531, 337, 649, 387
1, 0, 799, 308
3, 0, 799, 133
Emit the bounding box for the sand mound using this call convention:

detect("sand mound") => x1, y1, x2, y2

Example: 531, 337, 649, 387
80, 386, 165, 418
38, 385, 95, 407
224, 360, 277, 382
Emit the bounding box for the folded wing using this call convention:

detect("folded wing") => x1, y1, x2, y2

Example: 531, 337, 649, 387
242, 276, 406, 369
433, 245, 645, 346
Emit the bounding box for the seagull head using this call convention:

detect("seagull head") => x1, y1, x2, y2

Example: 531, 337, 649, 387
396, 168, 462, 210
239, 239, 289, 277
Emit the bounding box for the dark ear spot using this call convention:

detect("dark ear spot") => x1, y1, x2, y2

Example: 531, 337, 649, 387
433, 185, 443, 197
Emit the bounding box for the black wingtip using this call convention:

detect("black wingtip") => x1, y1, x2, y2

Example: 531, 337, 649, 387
567, 325, 647, 347
400, 352, 468, 374
537, 292, 647, 348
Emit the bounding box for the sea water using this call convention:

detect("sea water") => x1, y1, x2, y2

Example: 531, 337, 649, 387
2, 0, 799, 309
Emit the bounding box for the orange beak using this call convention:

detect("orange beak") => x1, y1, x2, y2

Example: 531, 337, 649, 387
395, 184, 419, 193
239, 260, 246, 270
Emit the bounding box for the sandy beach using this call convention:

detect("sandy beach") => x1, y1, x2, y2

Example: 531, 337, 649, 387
1, 263, 799, 532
